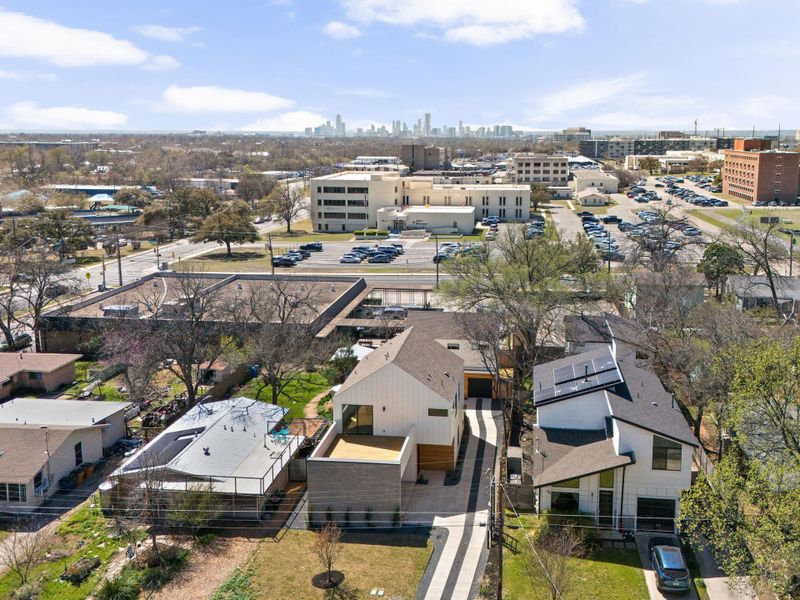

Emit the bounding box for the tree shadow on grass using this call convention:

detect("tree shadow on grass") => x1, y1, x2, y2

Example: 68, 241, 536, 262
204, 251, 265, 262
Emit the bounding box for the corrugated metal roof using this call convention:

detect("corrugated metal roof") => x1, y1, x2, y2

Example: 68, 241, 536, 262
0, 398, 130, 427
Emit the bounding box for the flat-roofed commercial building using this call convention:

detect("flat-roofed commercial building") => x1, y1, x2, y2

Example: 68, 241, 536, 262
507, 153, 569, 186
722, 139, 800, 203
553, 127, 592, 142
310, 172, 530, 233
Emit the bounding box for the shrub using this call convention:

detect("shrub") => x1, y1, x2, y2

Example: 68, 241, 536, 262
62, 555, 101, 583
392, 506, 400, 528
196, 532, 218, 548
13, 583, 41, 600
95, 570, 140, 600
364, 506, 373, 527
353, 230, 365, 236
326, 506, 333, 523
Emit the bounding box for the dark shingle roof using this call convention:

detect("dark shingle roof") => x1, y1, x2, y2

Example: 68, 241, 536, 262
563, 312, 646, 348
337, 326, 463, 400
528, 427, 634, 487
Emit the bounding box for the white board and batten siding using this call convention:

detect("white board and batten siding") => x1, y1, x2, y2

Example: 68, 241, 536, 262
333, 362, 462, 447
535, 390, 610, 430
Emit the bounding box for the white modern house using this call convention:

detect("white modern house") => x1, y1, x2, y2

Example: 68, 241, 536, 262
111, 397, 303, 520
527, 345, 698, 532
0, 399, 131, 512
307, 327, 464, 525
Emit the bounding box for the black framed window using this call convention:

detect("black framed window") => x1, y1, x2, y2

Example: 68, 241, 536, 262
652, 435, 681, 471
74, 441, 83, 467
342, 404, 373, 435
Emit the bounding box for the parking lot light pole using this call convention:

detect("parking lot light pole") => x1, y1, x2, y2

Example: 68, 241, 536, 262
606, 231, 612, 275
434, 233, 439, 289
790, 232, 795, 277
267, 235, 274, 276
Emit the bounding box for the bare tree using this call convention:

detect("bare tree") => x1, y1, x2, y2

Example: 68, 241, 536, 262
100, 322, 163, 405
313, 522, 343, 587
525, 526, 586, 600
267, 181, 306, 233
165, 483, 222, 537
724, 220, 789, 321
0, 525, 54, 586
243, 279, 334, 405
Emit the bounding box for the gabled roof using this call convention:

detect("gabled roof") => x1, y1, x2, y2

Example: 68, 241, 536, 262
529, 427, 634, 488
563, 312, 646, 350
0, 424, 93, 483
0, 352, 81, 381
725, 275, 800, 300
337, 327, 463, 401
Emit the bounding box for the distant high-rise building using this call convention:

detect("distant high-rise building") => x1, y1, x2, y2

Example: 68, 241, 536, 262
401, 144, 451, 171
335, 114, 345, 137
458, 120, 464, 137
424, 113, 431, 136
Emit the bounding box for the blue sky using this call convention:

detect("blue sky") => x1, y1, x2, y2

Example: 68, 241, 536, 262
0, 0, 798, 132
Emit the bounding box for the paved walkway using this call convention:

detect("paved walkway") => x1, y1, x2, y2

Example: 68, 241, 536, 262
693, 542, 758, 600
407, 398, 499, 600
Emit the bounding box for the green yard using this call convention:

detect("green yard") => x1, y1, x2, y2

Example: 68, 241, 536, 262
502, 514, 648, 600
248, 529, 431, 599
263, 218, 355, 242
0, 500, 130, 600
235, 371, 330, 419
181, 250, 271, 272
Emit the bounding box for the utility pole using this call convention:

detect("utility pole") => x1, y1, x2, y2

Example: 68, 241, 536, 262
790, 232, 795, 277
607, 230, 612, 275
115, 230, 123, 286
434, 232, 439, 288
101, 253, 107, 290
267, 234, 274, 276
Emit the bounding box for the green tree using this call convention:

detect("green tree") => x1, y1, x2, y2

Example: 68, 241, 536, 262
687, 156, 709, 173
138, 187, 220, 240
266, 181, 305, 234
192, 201, 258, 257
529, 184, 552, 214
638, 156, 660, 175
113, 188, 153, 208
681, 337, 800, 597
697, 241, 744, 298
22, 210, 95, 259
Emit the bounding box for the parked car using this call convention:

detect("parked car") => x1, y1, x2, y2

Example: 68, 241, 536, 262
649, 538, 691, 595
602, 215, 622, 224
0, 333, 32, 352
368, 254, 392, 263
271, 256, 296, 267
299, 242, 323, 252
339, 254, 362, 263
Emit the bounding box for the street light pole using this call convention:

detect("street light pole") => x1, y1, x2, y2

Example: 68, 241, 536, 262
267, 234, 274, 276
434, 232, 439, 288
791, 232, 795, 277
606, 230, 612, 275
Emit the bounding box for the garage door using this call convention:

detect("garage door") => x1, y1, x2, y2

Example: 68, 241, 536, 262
467, 377, 493, 398
637, 497, 676, 532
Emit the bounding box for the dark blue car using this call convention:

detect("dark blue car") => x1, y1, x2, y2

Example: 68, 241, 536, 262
649, 538, 691, 595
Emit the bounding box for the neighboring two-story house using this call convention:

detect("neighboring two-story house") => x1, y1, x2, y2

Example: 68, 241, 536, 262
307, 326, 464, 525
526, 344, 698, 533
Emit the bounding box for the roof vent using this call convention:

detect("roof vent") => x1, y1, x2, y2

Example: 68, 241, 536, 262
203, 447, 210, 456
651, 401, 658, 406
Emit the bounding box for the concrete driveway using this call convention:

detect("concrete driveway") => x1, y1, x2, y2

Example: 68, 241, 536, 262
636, 533, 699, 600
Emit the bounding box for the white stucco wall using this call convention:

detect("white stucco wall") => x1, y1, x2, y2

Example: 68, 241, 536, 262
536, 391, 610, 430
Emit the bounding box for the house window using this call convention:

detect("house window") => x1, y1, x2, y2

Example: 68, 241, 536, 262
652, 435, 681, 471
1, 483, 27, 503
74, 441, 83, 467
28, 372, 42, 381
555, 478, 580, 489
598, 469, 615, 489
428, 408, 449, 417
551, 491, 579, 513
446, 343, 460, 350
342, 404, 373, 435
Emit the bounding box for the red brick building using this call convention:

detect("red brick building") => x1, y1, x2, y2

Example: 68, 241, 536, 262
722, 139, 800, 204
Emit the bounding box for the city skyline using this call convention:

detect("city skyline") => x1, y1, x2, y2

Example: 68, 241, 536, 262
0, 1, 798, 132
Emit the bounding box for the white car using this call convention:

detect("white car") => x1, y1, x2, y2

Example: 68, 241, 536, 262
339, 254, 362, 263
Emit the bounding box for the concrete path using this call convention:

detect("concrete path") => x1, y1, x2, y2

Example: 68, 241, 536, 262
693, 542, 758, 600
407, 398, 499, 600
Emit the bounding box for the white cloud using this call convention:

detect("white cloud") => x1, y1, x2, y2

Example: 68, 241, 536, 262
144, 55, 180, 71
6, 101, 127, 129
132, 24, 200, 42
337, 0, 584, 45
242, 111, 327, 131
0, 9, 151, 67
335, 88, 392, 98
323, 21, 361, 39
162, 85, 294, 112
528, 73, 648, 121
0, 70, 56, 81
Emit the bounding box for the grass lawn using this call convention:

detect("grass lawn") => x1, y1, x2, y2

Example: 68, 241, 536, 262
437, 228, 486, 242
74, 241, 157, 267
503, 514, 648, 600
264, 218, 354, 242
686, 210, 735, 233
235, 372, 330, 419
60, 361, 128, 402
0, 500, 128, 600
182, 250, 271, 272
249, 529, 431, 600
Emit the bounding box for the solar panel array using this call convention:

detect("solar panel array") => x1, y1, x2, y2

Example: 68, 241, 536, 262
534, 349, 623, 404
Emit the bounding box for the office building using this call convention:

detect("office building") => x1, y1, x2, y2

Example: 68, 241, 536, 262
722, 139, 800, 204
507, 153, 569, 186
580, 138, 735, 160
310, 171, 531, 233
401, 144, 451, 171
572, 170, 619, 195
424, 113, 431, 136
553, 127, 592, 142
624, 150, 724, 174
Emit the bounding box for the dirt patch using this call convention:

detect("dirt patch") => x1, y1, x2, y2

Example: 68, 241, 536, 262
150, 536, 259, 600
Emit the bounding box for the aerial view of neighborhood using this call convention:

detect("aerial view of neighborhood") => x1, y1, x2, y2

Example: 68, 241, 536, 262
0, 1, 797, 599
